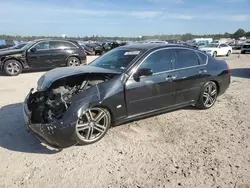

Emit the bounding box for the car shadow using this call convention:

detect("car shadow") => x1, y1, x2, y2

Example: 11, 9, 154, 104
231, 68, 250, 79
0, 102, 59, 154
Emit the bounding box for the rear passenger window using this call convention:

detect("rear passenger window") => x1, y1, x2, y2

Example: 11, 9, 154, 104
139, 49, 173, 73
174, 49, 199, 69
65, 42, 78, 48
197, 52, 208, 65
50, 41, 77, 49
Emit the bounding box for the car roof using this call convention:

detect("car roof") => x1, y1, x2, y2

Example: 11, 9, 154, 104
32, 39, 77, 43
119, 43, 194, 51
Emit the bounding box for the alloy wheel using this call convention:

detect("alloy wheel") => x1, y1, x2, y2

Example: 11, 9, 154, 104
76, 108, 109, 143
6, 62, 21, 75
68, 58, 80, 66
203, 83, 217, 108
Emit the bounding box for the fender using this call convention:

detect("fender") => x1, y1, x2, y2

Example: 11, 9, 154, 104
0, 55, 28, 70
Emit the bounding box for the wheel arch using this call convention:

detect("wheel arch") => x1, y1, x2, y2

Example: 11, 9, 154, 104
1, 57, 24, 70
66, 55, 80, 62
210, 79, 220, 94
91, 104, 115, 125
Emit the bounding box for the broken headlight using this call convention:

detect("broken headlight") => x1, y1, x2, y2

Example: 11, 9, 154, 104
37, 75, 45, 90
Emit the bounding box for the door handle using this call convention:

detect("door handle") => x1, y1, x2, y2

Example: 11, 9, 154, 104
166, 75, 177, 81
199, 69, 207, 74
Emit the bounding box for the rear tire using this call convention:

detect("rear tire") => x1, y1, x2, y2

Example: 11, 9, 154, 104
241, 51, 245, 54
196, 81, 218, 109
67, 57, 80, 66
3, 59, 22, 76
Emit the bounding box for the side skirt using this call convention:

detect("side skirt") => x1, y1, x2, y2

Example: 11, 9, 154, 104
115, 101, 194, 126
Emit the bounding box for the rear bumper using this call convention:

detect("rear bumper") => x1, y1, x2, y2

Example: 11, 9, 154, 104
23, 91, 78, 148
80, 55, 87, 65
218, 73, 231, 96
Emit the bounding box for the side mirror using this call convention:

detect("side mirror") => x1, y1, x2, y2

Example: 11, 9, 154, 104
133, 68, 153, 80
30, 48, 37, 52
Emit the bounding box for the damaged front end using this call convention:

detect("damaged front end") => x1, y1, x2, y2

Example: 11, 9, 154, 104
23, 73, 115, 148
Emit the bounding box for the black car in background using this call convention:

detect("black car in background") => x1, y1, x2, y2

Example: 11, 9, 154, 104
0, 42, 28, 51
0, 39, 87, 76
81, 43, 105, 55
23, 44, 231, 148
241, 43, 250, 54
0, 39, 18, 49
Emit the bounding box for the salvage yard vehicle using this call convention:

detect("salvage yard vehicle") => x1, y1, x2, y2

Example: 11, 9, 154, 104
199, 43, 232, 57
81, 43, 105, 55
0, 39, 87, 76
23, 44, 231, 148
241, 43, 250, 54
0, 42, 28, 51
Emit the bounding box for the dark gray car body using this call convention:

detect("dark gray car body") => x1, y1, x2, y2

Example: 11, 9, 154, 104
23, 44, 231, 148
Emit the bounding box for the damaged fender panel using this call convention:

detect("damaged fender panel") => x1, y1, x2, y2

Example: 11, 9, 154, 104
28, 73, 115, 125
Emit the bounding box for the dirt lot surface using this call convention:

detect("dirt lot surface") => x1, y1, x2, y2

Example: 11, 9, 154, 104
0, 54, 249, 188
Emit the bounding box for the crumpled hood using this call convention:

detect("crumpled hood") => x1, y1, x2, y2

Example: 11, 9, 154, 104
37, 65, 121, 91
0, 49, 24, 56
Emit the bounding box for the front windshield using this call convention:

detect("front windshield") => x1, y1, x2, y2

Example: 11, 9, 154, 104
205, 43, 218, 48
90, 49, 143, 72
21, 41, 36, 50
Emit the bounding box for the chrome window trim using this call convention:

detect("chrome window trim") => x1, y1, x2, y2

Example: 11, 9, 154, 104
128, 47, 208, 80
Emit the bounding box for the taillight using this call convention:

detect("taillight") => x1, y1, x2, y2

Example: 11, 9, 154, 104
227, 64, 230, 74
81, 49, 86, 54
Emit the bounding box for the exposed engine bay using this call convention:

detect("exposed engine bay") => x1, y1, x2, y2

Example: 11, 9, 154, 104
28, 73, 113, 123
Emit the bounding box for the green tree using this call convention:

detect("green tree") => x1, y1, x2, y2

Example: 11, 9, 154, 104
245, 31, 250, 38
233, 28, 246, 39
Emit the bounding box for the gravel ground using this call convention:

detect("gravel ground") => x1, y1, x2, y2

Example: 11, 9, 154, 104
0, 54, 249, 188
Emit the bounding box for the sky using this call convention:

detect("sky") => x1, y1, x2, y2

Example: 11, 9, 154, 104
0, 0, 249, 37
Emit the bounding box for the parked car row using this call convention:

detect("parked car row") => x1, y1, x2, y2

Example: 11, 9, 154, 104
0, 39, 87, 76
81, 41, 125, 55
0, 39, 19, 49
0, 42, 28, 51
241, 43, 250, 54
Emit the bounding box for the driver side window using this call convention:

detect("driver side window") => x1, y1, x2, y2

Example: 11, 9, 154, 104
139, 49, 173, 74
33, 42, 49, 51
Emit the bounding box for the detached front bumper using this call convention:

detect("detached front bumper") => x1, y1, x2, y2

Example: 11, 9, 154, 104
23, 92, 78, 149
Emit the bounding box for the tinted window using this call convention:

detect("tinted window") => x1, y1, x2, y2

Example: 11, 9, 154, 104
33, 42, 49, 50
139, 49, 173, 73
175, 49, 199, 69
243, 45, 250, 48
197, 52, 208, 65
66, 42, 78, 48
220, 44, 228, 47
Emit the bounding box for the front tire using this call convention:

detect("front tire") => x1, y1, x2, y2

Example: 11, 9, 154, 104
75, 107, 111, 145
196, 81, 218, 109
213, 51, 217, 57
3, 59, 22, 76
67, 57, 80, 67
226, 50, 231, 56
